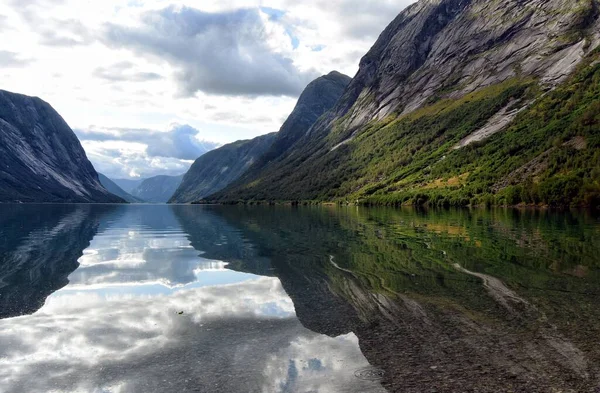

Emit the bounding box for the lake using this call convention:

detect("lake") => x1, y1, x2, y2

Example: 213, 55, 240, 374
0, 204, 599, 392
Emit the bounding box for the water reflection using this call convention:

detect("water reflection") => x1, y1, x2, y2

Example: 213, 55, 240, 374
0, 205, 384, 393
62, 206, 253, 297
0, 204, 114, 318
175, 206, 600, 392
0, 205, 599, 392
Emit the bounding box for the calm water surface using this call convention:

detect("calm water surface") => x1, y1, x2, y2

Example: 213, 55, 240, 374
0, 205, 599, 392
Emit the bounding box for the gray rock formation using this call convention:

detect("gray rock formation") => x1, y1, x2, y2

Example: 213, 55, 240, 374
329, 0, 600, 131
98, 173, 144, 203
169, 133, 276, 203
254, 71, 352, 167
131, 174, 184, 203
171, 72, 350, 204
0, 90, 124, 203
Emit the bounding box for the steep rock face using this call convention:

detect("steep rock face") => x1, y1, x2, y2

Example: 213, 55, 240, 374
98, 173, 144, 203
210, 0, 600, 205
256, 71, 351, 166
175, 72, 350, 203
169, 133, 276, 203
131, 174, 183, 203
0, 90, 124, 203
331, 0, 600, 130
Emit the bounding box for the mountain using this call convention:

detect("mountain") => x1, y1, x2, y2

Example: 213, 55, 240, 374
0, 90, 124, 203
210, 0, 600, 207
247, 71, 352, 172
111, 178, 145, 194
131, 175, 184, 203
169, 133, 276, 203
98, 173, 144, 203
173, 206, 600, 392
176, 71, 350, 203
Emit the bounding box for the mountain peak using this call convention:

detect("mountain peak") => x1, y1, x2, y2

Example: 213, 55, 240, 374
0, 89, 123, 203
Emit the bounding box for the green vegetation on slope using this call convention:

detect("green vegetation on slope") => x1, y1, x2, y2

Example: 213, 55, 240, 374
212, 51, 600, 208
363, 52, 600, 207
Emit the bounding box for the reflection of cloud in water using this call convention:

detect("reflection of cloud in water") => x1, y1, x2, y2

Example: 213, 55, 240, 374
70, 223, 229, 290
0, 278, 385, 393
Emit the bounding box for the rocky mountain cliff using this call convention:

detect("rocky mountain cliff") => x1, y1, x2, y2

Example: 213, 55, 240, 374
131, 174, 183, 203
98, 173, 144, 203
249, 71, 351, 170
170, 72, 350, 204
169, 133, 276, 203
211, 0, 600, 207
0, 90, 124, 203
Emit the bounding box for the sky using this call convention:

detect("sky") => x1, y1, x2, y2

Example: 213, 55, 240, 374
0, 0, 415, 179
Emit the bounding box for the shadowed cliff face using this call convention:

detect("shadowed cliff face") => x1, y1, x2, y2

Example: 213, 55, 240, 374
0, 90, 123, 203
0, 204, 120, 318
169, 133, 277, 203
175, 206, 600, 392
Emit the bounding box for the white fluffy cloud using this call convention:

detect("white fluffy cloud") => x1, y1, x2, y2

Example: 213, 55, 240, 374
0, 0, 415, 179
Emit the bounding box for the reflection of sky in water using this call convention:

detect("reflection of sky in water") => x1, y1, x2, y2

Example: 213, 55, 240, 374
62, 221, 253, 295
0, 206, 385, 393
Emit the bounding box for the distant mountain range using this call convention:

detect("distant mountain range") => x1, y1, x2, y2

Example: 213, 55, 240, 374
110, 178, 145, 194
130, 175, 184, 203
0, 90, 123, 203
98, 174, 145, 203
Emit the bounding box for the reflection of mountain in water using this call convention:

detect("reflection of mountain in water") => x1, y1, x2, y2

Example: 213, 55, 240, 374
2, 204, 599, 391
175, 206, 600, 392
0, 204, 118, 318
171, 205, 274, 277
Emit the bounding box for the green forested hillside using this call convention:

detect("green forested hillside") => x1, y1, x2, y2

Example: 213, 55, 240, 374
211, 51, 600, 207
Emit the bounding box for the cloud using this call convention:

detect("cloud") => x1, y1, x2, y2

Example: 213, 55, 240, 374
103, 6, 319, 97
0, 50, 30, 67
76, 124, 220, 160
9, 1, 93, 47
0, 275, 382, 393
75, 125, 221, 179
146, 125, 219, 160
311, 0, 411, 40
93, 61, 163, 82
